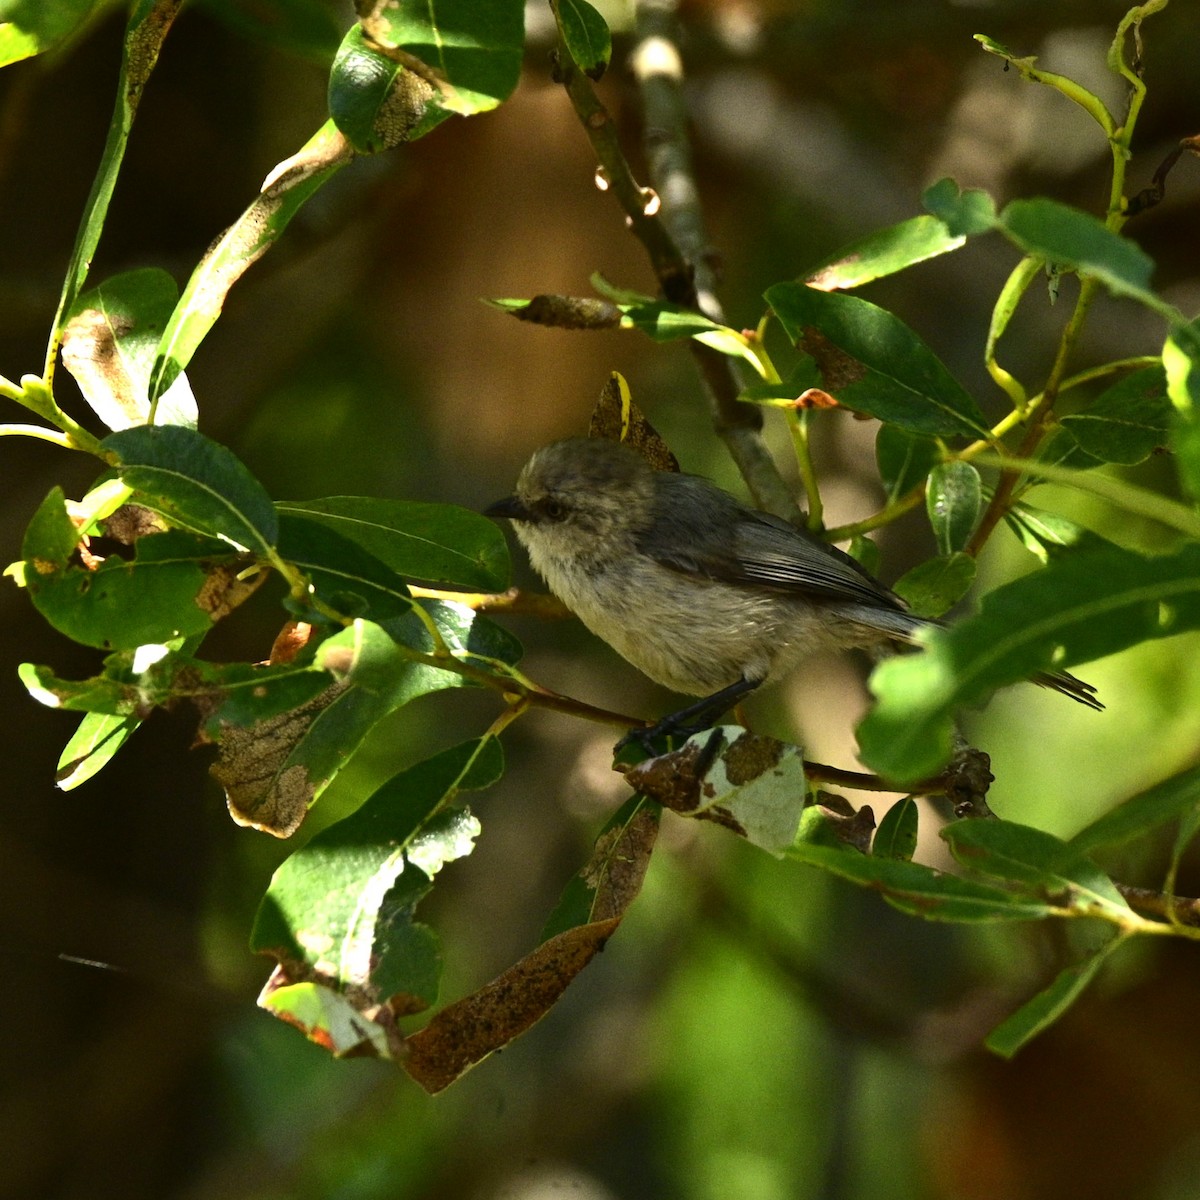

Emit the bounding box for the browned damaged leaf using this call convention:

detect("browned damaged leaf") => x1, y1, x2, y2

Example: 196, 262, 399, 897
268, 620, 317, 665
61, 307, 142, 426
194, 560, 267, 621
799, 327, 868, 391
206, 682, 344, 837
401, 803, 658, 1093
589, 372, 680, 472
794, 387, 841, 410
402, 918, 621, 1094
582, 806, 659, 921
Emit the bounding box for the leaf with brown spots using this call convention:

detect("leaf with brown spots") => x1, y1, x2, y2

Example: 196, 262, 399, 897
588, 371, 679, 472
623, 726, 807, 856
766, 283, 990, 438
61, 269, 197, 431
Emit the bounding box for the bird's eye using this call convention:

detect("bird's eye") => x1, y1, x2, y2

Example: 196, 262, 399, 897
542, 498, 567, 522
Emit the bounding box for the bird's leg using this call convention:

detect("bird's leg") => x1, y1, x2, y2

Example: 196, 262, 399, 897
616, 676, 760, 755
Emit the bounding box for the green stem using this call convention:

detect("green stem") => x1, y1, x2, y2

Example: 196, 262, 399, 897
788, 412, 824, 530
0, 423, 76, 449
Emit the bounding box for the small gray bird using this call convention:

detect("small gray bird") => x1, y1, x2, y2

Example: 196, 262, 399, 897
486, 437, 1100, 744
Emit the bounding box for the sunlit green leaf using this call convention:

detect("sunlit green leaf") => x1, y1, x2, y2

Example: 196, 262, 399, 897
47, 0, 183, 359
103, 425, 278, 554
0, 0, 97, 66
788, 841, 1056, 921
804, 214, 967, 291
251, 737, 502, 1013
360, 0, 524, 117
860, 541, 1200, 784
148, 120, 355, 406
55, 711, 141, 790
328, 25, 436, 153
942, 819, 1129, 916
278, 514, 412, 623
921, 178, 997, 238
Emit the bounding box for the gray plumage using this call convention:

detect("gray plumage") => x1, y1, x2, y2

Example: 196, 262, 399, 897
486, 437, 1099, 711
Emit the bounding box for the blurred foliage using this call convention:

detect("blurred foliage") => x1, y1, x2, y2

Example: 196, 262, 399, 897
3, 0, 1200, 1198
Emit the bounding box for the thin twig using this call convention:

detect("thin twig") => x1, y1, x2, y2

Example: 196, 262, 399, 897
551, 1, 800, 520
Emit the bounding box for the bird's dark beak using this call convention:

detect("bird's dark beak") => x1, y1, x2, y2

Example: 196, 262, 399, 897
484, 494, 530, 521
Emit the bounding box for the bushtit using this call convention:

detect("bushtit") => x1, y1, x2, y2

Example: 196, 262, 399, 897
486, 438, 1100, 744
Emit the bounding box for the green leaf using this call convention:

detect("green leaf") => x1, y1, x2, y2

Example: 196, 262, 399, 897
1069, 763, 1200, 856
278, 514, 412, 622
278, 497, 510, 591
360, 0, 524, 118
46, 0, 183, 367
251, 737, 502, 1015
555, 0, 611, 79
20, 648, 331, 721
618, 302, 759, 366
328, 25, 436, 153
942, 819, 1129, 917
873, 796, 918, 861
20, 486, 81, 565
859, 541, 1200, 784
1164, 317, 1200, 415
847, 533, 881, 577
1059, 366, 1171, 465
1164, 319, 1200, 499
55, 712, 141, 790
804, 214, 967, 291
921, 178, 997, 238
61, 269, 197, 431
998, 199, 1155, 301
23, 530, 255, 651
787, 841, 1056, 922
0, 0, 97, 66
212, 612, 517, 836
985, 935, 1125, 1058
875, 425, 940, 504
148, 120, 355, 407
926, 461, 982, 554
765, 283, 990, 438
103, 425, 278, 555
891, 552, 976, 619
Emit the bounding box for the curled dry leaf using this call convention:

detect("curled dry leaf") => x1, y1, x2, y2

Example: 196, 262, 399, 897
588, 371, 680, 472
401, 804, 659, 1093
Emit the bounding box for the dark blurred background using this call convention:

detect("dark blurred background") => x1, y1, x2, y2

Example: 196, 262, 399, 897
3, 1, 1200, 1197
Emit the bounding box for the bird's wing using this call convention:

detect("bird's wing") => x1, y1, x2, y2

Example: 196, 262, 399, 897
640, 474, 906, 611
